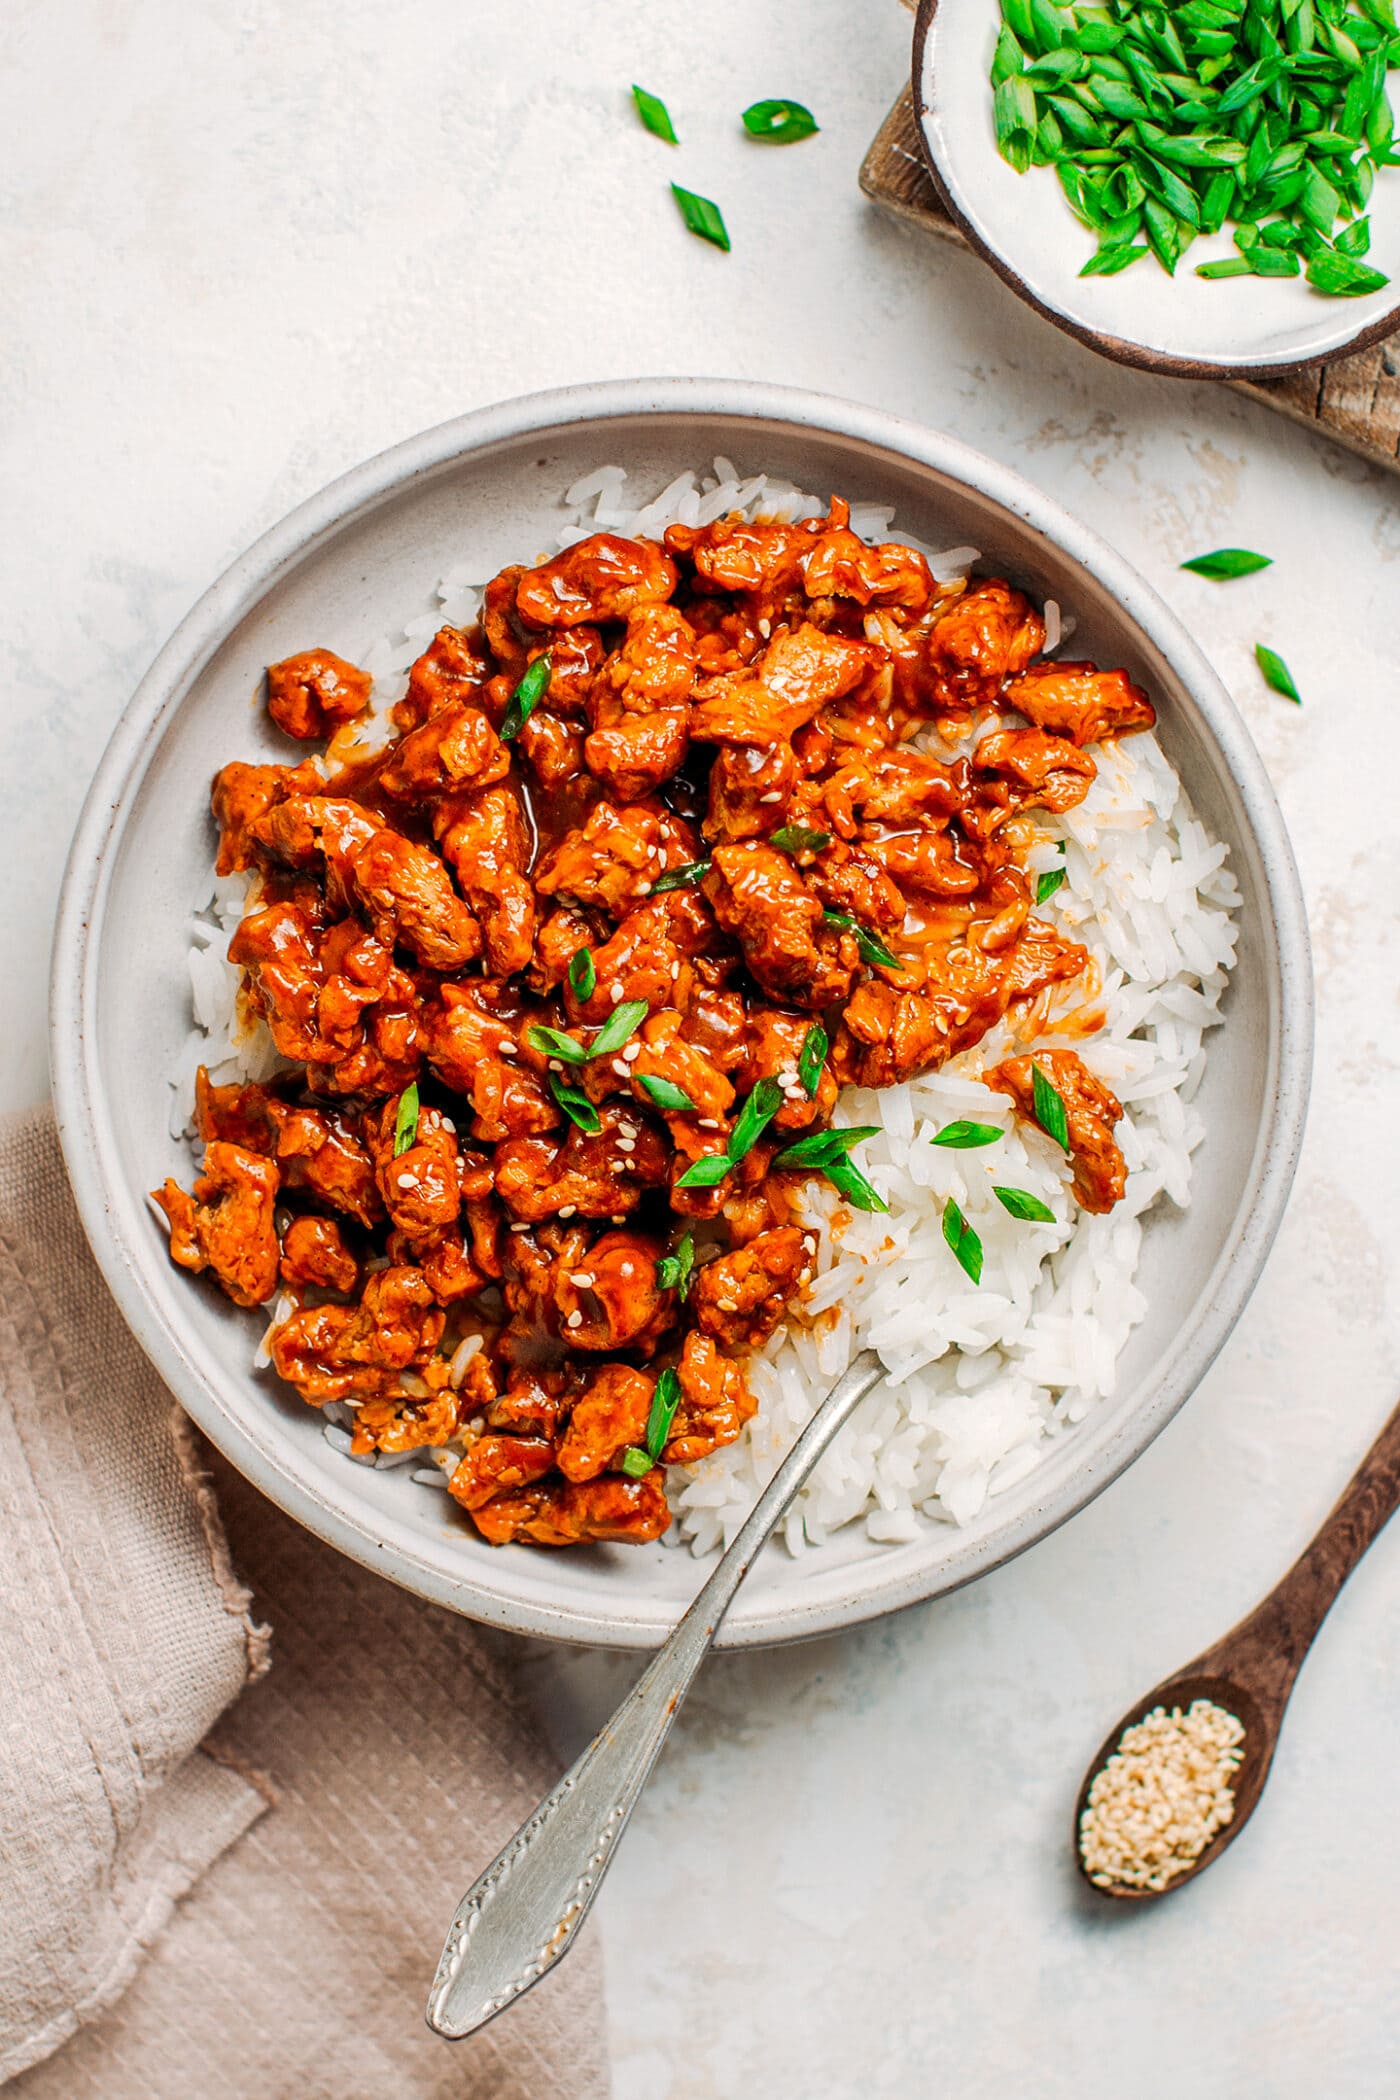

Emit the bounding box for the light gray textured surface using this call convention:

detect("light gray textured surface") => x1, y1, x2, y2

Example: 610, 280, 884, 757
5, 3, 1400, 2095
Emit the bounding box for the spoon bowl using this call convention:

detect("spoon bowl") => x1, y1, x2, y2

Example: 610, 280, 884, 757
1076, 1390, 1400, 1901
1074, 1670, 1275, 1902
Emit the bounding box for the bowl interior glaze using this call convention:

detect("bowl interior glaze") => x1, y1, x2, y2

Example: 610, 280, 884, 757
51, 381, 1311, 1648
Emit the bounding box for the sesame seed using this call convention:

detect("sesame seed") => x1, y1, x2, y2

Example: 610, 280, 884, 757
559, 1205, 576, 1218
610, 983, 625, 1005
612, 1214, 626, 1224
618, 1138, 635, 1155
548, 1059, 563, 1073
395, 1171, 416, 1190
717, 1298, 739, 1313
440, 1116, 456, 1133
622, 1043, 642, 1062
569, 1272, 595, 1288
759, 791, 782, 804
566, 1310, 583, 1329
611, 1058, 630, 1079
497, 1040, 516, 1056
698, 1118, 719, 1131
777, 1067, 799, 1086
637, 882, 652, 896
670, 960, 680, 980
1078, 1701, 1246, 1894
510, 1221, 530, 1233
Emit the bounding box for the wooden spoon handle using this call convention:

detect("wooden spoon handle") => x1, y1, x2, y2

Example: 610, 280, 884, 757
1199, 1392, 1400, 1698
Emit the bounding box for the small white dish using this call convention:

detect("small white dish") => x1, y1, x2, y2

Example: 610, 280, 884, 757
51, 378, 1312, 1650
913, 0, 1400, 378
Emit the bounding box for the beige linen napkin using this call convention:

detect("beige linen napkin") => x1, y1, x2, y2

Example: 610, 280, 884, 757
0, 1107, 609, 2099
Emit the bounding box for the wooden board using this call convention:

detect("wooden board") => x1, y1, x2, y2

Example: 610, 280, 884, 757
860, 85, 1400, 478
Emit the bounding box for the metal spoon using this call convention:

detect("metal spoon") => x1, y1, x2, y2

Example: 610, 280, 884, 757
1075, 1388, 1400, 1901
426, 1347, 886, 2039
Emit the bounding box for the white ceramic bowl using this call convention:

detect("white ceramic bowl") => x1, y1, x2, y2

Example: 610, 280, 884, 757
914, 0, 1400, 379
51, 379, 1312, 1650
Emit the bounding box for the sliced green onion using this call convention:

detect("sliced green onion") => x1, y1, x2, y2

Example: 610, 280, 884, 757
931, 1120, 1003, 1149
822, 909, 900, 971
942, 1197, 985, 1285
651, 859, 710, 893
657, 1230, 695, 1298
1180, 547, 1274, 578
673, 1152, 733, 1189
773, 1125, 882, 1169
1305, 247, 1391, 290
1035, 867, 1067, 905
632, 84, 678, 143
587, 998, 651, 1059
798, 1022, 828, 1099
392, 1082, 420, 1157
500, 651, 552, 740
993, 1185, 1058, 1222
1255, 642, 1303, 701
1031, 1063, 1071, 1150
671, 183, 730, 250
526, 1023, 590, 1065
741, 98, 819, 142
638, 1073, 697, 1113
549, 1073, 601, 1134
769, 824, 832, 854
619, 1446, 654, 1478
822, 1153, 889, 1213
644, 1365, 683, 1457
726, 1076, 784, 1163
567, 946, 596, 1001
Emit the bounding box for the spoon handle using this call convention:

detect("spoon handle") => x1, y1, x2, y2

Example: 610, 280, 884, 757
425, 1347, 886, 2040
1202, 1391, 1400, 1692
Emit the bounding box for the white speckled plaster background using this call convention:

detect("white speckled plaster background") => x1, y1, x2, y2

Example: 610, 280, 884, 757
6, 1, 1400, 2092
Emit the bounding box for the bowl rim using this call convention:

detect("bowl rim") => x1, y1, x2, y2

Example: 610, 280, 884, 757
911, 0, 1400, 383
49, 375, 1314, 1649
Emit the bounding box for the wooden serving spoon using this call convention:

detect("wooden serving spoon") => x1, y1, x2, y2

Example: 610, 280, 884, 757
1076, 1391, 1400, 1901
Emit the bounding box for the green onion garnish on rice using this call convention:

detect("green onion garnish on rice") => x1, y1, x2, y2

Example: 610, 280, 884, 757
994, 1185, 1058, 1222
942, 1197, 985, 1285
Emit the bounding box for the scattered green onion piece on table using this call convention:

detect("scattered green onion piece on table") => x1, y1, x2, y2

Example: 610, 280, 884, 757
797, 1022, 828, 1099
942, 1198, 984, 1286
931, 1120, 1003, 1149
638, 1073, 697, 1113
632, 84, 678, 143
619, 1447, 654, 1479
994, 1185, 1058, 1223
549, 1074, 601, 1134
769, 824, 831, 854
651, 859, 710, 893
1031, 1064, 1071, 1150
1035, 867, 1067, 905
671, 184, 730, 251
741, 98, 819, 143
392, 1082, 420, 1157
822, 909, 900, 971
657, 1231, 695, 1298
1255, 642, 1302, 702
1180, 548, 1274, 578
587, 999, 651, 1059
500, 652, 552, 741
567, 946, 596, 1001
644, 1366, 683, 1458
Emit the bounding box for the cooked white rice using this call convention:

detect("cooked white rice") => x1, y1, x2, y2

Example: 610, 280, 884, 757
171, 461, 1238, 1556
